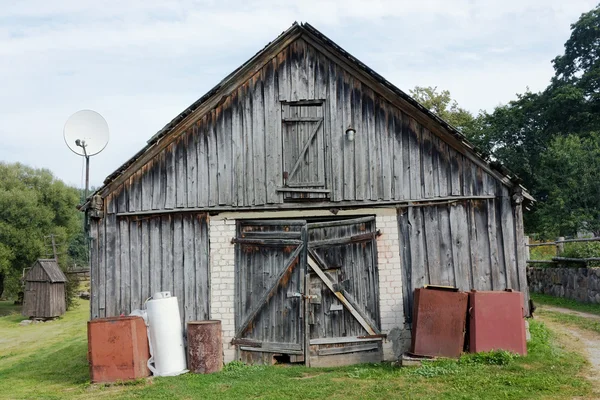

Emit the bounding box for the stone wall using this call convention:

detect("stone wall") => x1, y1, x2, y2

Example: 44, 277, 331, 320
528, 267, 600, 304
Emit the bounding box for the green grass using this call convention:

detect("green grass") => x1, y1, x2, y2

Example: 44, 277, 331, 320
0, 301, 21, 317
531, 293, 600, 316
0, 300, 592, 399
538, 310, 600, 335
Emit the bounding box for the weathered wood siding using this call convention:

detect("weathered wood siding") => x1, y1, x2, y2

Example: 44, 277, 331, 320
22, 281, 66, 318
90, 213, 210, 326
109, 38, 500, 214
398, 186, 529, 321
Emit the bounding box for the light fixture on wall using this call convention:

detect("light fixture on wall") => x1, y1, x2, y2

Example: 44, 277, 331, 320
345, 126, 356, 142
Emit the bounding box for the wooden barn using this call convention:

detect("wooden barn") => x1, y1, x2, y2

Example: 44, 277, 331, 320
22, 259, 67, 319
85, 23, 532, 366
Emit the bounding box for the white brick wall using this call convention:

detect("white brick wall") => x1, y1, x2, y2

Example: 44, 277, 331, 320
208, 217, 237, 363
375, 214, 406, 361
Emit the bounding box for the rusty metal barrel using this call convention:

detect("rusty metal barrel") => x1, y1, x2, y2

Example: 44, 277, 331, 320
187, 320, 223, 374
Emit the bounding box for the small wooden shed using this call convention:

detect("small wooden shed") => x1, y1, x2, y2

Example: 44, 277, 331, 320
22, 259, 68, 318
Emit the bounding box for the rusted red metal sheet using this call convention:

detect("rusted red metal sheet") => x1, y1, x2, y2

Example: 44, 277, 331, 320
411, 287, 468, 358
469, 290, 527, 355
187, 321, 223, 374
88, 316, 150, 383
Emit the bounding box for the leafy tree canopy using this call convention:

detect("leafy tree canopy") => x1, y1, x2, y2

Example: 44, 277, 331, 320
0, 162, 82, 298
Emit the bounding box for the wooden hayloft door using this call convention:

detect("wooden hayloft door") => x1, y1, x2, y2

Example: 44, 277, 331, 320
281, 102, 328, 200
233, 217, 382, 366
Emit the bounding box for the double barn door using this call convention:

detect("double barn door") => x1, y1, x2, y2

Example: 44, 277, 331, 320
233, 217, 382, 367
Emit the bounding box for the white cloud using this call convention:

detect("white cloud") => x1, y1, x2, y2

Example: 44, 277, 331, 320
0, 0, 597, 187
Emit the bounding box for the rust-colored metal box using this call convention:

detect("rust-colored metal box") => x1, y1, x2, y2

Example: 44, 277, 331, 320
88, 316, 151, 383
187, 320, 223, 374
411, 287, 468, 358
468, 290, 527, 356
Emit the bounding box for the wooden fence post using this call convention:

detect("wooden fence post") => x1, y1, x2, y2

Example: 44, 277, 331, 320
556, 237, 565, 257
525, 236, 530, 261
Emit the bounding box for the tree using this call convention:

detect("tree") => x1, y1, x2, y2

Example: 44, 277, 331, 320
537, 133, 600, 237
410, 86, 478, 136
0, 162, 81, 298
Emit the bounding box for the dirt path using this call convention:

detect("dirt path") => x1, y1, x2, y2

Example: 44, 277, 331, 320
539, 305, 600, 321
537, 312, 600, 397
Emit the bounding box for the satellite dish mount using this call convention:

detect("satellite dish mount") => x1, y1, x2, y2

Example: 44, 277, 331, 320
64, 110, 109, 200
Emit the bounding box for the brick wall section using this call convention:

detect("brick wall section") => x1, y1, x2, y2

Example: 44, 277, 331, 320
375, 214, 410, 360
208, 217, 237, 363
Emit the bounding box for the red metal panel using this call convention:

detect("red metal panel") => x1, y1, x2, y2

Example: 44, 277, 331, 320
411, 288, 468, 358
469, 291, 527, 355
88, 316, 150, 383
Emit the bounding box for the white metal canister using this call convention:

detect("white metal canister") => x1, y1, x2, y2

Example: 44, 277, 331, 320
145, 292, 187, 376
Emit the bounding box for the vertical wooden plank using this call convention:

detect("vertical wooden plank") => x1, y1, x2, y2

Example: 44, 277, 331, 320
219, 103, 233, 206
187, 128, 198, 208
487, 199, 504, 290
352, 78, 367, 201
430, 135, 441, 197
450, 150, 462, 196
183, 214, 196, 326
423, 207, 440, 285
364, 88, 378, 201
243, 83, 255, 205
119, 218, 130, 315
149, 217, 162, 296
175, 137, 187, 208
165, 144, 176, 209
90, 219, 99, 319
116, 184, 127, 214
140, 218, 150, 303
141, 163, 152, 211
401, 113, 411, 200
408, 207, 426, 294
197, 119, 210, 207
513, 193, 530, 314
471, 201, 492, 290
97, 218, 106, 318
342, 72, 355, 200
392, 109, 403, 200
449, 202, 472, 291
172, 214, 185, 322
306, 41, 316, 100
252, 73, 267, 206
408, 118, 422, 199
277, 46, 291, 101
437, 141, 450, 197
161, 215, 174, 295
151, 156, 161, 210
231, 92, 244, 206
329, 62, 343, 202
107, 213, 119, 316
438, 205, 454, 286
207, 112, 219, 207
264, 59, 282, 204
194, 214, 209, 320
291, 39, 308, 101
422, 129, 435, 199
378, 99, 392, 201
314, 50, 328, 99
501, 192, 518, 290
129, 219, 141, 312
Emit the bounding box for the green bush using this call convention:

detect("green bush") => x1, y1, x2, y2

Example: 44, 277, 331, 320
459, 350, 518, 366
562, 242, 600, 266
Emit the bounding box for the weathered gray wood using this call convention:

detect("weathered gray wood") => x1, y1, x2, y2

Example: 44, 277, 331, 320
219, 100, 233, 206
207, 112, 219, 207
513, 193, 530, 315
309, 348, 382, 367
175, 137, 186, 208
97, 218, 106, 317
161, 215, 174, 295
317, 343, 379, 356
129, 219, 141, 311
149, 216, 161, 296
500, 194, 518, 290
422, 128, 435, 198
408, 118, 422, 199
165, 143, 176, 209
449, 202, 472, 291
264, 59, 281, 204
487, 199, 503, 289
172, 214, 185, 322
186, 128, 198, 208
182, 214, 196, 326
90, 220, 99, 318
105, 213, 118, 317
438, 205, 454, 286
342, 72, 355, 200
140, 217, 150, 303
423, 206, 440, 285
119, 217, 130, 315
309, 336, 383, 345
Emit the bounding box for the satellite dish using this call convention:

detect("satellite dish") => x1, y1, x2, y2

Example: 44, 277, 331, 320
64, 110, 110, 200
64, 110, 109, 156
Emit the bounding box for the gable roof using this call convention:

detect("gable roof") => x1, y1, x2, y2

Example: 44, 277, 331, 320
90, 22, 532, 203
27, 259, 68, 283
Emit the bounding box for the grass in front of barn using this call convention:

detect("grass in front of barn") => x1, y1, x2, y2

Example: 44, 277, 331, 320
0, 300, 593, 400
531, 293, 600, 335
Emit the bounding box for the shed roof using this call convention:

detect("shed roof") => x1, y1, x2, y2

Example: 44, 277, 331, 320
88, 22, 532, 204
26, 259, 68, 283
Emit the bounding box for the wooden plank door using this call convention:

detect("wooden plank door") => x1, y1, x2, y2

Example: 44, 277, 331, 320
305, 217, 383, 367
281, 103, 328, 200
233, 220, 307, 364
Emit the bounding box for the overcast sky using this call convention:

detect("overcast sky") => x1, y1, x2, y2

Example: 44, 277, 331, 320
1, 0, 596, 189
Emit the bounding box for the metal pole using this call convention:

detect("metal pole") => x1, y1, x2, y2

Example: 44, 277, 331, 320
85, 155, 90, 200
